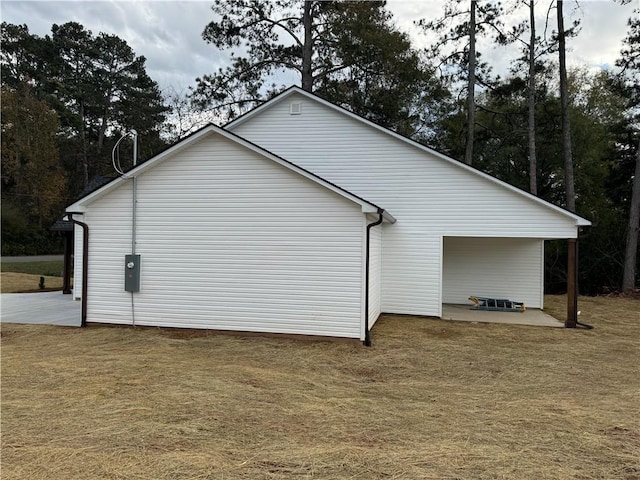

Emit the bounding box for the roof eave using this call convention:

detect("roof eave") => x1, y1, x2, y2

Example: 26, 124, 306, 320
65, 205, 87, 214
228, 86, 591, 228
225, 87, 298, 129
65, 122, 393, 219
382, 210, 397, 224
66, 125, 220, 211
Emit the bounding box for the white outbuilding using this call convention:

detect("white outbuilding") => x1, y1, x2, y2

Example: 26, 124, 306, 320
67, 87, 590, 343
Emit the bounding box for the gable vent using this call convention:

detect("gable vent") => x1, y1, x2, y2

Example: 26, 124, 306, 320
289, 102, 302, 115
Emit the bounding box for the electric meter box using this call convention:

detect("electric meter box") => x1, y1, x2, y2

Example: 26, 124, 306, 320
124, 254, 141, 292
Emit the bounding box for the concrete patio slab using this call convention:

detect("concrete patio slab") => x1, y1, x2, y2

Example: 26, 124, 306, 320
0, 292, 81, 326
442, 303, 564, 328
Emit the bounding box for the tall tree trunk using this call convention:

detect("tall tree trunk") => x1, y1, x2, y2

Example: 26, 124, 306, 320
622, 139, 640, 291
80, 100, 88, 187
97, 98, 110, 153
557, 0, 575, 211
98, 116, 107, 154
301, 1, 313, 92
464, 0, 477, 166
528, 0, 537, 195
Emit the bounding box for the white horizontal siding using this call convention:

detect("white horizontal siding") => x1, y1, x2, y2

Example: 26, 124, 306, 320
83, 132, 364, 338
368, 216, 382, 327
231, 93, 578, 316
84, 183, 134, 323
442, 237, 544, 309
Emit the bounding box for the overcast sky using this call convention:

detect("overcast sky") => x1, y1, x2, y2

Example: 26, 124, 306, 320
1, 0, 635, 95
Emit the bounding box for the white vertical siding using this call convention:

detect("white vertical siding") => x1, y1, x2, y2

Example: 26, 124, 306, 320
83, 132, 365, 338
368, 216, 382, 327
230, 93, 578, 316
442, 237, 544, 309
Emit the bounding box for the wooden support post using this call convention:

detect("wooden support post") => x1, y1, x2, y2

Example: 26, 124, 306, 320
62, 231, 72, 295
566, 237, 578, 328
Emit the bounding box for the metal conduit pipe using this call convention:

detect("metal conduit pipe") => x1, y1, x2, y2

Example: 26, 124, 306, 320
131, 130, 138, 327
364, 208, 384, 347
66, 213, 89, 327
131, 130, 137, 254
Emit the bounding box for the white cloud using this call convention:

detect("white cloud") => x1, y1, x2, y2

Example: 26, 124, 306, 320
1, 0, 225, 91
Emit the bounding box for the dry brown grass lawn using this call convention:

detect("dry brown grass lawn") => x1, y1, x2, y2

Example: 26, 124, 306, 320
2, 295, 639, 479
0, 272, 64, 293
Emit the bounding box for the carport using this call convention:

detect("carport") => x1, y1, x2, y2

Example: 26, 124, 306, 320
443, 237, 545, 308
441, 236, 576, 327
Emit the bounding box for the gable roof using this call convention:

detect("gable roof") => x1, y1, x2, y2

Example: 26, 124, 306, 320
226, 86, 590, 227
66, 123, 396, 223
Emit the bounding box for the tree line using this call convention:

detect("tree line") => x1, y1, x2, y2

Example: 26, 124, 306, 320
1, 1, 638, 294
2, 21, 167, 254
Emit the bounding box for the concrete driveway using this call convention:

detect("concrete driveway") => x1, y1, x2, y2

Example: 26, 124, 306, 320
0, 292, 80, 326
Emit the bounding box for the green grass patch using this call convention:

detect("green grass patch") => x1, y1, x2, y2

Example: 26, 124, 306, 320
0, 260, 64, 277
